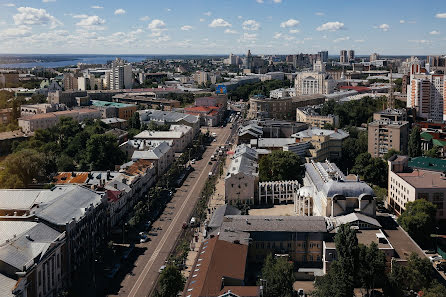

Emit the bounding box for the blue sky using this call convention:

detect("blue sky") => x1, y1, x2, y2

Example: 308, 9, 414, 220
0, 0, 445, 55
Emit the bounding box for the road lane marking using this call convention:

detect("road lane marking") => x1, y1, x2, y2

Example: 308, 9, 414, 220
127, 128, 231, 297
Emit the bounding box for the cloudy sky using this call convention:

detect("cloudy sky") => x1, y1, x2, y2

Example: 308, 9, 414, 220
0, 0, 445, 55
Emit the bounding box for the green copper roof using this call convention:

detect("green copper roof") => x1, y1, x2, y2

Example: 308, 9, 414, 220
91, 100, 135, 108
420, 132, 434, 141
408, 157, 446, 172
432, 139, 446, 147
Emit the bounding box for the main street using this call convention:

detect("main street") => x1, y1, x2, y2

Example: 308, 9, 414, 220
112, 124, 234, 297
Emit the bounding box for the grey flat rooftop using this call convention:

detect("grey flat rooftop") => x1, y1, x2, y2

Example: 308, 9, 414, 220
221, 215, 327, 233
208, 205, 242, 229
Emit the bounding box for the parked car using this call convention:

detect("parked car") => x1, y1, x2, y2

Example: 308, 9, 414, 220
191, 159, 196, 164
140, 236, 149, 243
429, 255, 443, 262
158, 265, 166, 273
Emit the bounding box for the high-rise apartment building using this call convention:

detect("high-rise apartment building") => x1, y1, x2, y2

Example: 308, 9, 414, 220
370, 53, 380, 62
368, 119, 410, 157
407, 73, 446, 121
109, 58, 133, 90
62, 73, 79, 90
339, 50, 348, 63
348, 50, 355, 61
317, 51, 328, 62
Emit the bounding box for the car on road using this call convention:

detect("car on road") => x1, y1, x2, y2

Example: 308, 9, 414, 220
212, 132, 217, 137
213, 139, 217, 142
429, 255, 443, 262
158, 265, 166, 273
191, 159, 196, 164
209, 171, 213, 176
140, 235, 149, 243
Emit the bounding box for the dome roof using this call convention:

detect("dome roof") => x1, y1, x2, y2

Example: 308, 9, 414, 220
321, 180, 374, 198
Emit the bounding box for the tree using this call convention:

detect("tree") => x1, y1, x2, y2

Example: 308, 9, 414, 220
261, 254, 294, 297
128, 112, 141, 130
154, 265, 185, 297
397, 199, 437, 243
259, 151, 303, 182
389, 253, 434, 295
86, 134, 126, 170
409, 126, 422, 157
358, 242, 387, 296
0, 149, 45, 188
351, 153, 388, 188
424, 146, 439, 158
314, 224, 359, 297
422, 281, 446, 297
383, 149, 401, 161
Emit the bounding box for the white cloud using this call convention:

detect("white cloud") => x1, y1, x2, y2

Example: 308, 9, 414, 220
4, 3, 15, 7
204, 11, 212, 16
181, 25, 193, 31
224, 29, 238, 34
0, 26, 32, 38
91, 5, 103, 9
76, 15, 106, 30
333, 36, 350, 43
289, 29, 300, 34
239, 32, 257, 42
429, 30, 440, 35
238, 16, 243, 19
166, 8, 171, 12
13, 7, 62, 29
256, 0, 264, 3
435, 13, 446, 19
375, 23, 390, 31
273, 32, 294, 41
243, 20, 260, 31
140, 16, 150, 21
399, 20, 405, 24
315, 12, 325, 16
42, 0, 56, 2
148, 19, 166, 30
316, 21, 344, 31
114, 9, 126, 15
72, 14, 89, 19
355, 39, 365, 43
199, 18, 205, 22
409, 39, 431, 44
209, 18, 231, 28
280, 19, 300, 28
273, 0, 282, 3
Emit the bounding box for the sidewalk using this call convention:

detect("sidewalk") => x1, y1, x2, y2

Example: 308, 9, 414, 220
182, 146, 234, 279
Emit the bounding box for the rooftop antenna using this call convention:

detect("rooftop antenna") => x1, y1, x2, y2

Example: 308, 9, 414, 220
387, 69, 395, 109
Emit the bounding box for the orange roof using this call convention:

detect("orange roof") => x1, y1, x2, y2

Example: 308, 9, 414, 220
183, 236, 249, 297
53, 172, 89, 184
124, 159, 154, 176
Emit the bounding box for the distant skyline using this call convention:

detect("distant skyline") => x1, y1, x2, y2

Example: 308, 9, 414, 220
0, 0, 445, 55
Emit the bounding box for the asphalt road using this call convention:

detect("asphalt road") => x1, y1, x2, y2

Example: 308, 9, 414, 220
111, 125, 234, 297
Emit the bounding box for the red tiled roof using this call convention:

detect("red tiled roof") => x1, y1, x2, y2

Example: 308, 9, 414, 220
106, 190, 122, 202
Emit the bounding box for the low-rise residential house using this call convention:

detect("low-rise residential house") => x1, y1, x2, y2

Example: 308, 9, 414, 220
0, 108, 13, 125
129, 141, 174, 176
291, 128, 349, 162
388, 155, 446, 221
101, 117, 127, 129
138, 109, 200, 136
18, 109, 102, 133
20, 103, 67, 117
134, 125, 193, 153
184, 105, 224, 126
225, 145, 259, 205
296, 107, 339, 128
